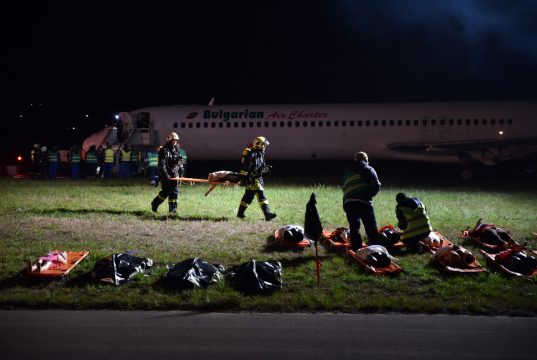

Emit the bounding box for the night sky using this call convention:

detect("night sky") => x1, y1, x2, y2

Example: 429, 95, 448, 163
2, 0, 537, 164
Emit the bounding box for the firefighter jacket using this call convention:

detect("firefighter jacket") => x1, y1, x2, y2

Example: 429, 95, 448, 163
396, 197, 433, 241
342, 160, 381, 204
158, 143, 181, 180
239, 147, 266, 185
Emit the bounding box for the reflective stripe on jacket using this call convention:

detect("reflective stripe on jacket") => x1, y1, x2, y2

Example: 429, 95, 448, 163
398, 203, 433, 240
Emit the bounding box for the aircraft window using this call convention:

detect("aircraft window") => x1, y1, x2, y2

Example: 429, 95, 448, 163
257, 121, 261, 127
357, 120, 362, 127
507, 118, 513, 125
302, 121, 308, 127
249, 122, 254, 127
280, 121, 285, 127
465, 119, 471, 125
335, 121, 339, 127
381, 120, 386, 127
449, 119, 454, 126
241, 122, 246, 128
180, 123, 185, 128
196, 123, 201, 128
482, 119, 488, 125
389, 120, 394, 126
326, 121, 331, 127
310, 121, 315, 127
265, 121, 269, 127
234, 122, 238, 128
422, 119, 428, 126
226, 122, 231, 128
431, 119, 436, 126
373, 120, 378, 127
473, 119, 479, 125
405, 120, 410, 126
188, 123, 193, 128
295, 121, 300, 127
272, 121, 277, 127
440, 119, 445, 126
218, 123, 223, 128
203, 122, 208, 128
287, 121, 292, 127
457, 119, 462, 125
396, 120, 402, 126
366, 120, 371, 127
319, 121, 324, 127
342, 121, 347, 127
173, 122, 178, 128
211, 122, 215, 128
499, 118, 505, 125
414, 120, 419, 126
350, 120, 354, 126
490, 119, 496, 125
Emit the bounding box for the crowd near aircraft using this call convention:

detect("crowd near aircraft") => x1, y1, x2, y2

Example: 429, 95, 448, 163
82, 100, 537, 179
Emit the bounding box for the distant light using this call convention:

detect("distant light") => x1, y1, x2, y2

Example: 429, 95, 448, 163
498, 130, 504, 136
115, 114, 120, 120
17, 155, 23, 162
19, 114, 23, 118
72, 126, 76, 130
85, 114, 89, 118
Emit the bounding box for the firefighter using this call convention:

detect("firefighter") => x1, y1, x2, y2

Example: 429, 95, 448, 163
395, 192, 433, 252
237, 136, 277, 221
102, 143, 115, 179
150, 132, 183, 214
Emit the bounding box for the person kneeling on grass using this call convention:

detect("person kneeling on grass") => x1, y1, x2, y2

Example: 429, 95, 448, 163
395, 192, 433, 252
28, 251, 68, 272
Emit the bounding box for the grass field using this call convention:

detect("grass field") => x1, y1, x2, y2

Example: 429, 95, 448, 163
0, 175, 536, 315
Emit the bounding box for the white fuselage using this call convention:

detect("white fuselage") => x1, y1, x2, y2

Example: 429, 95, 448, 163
122, 101, 537, 163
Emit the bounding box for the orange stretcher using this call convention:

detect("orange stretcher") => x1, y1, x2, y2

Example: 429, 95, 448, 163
419, 232, 454, 254
171, 177, 240, 196
377, 224, 407, 251
461, 229, 516, 253
432, 244, 487, 274
25, 250, 90, 278
321, 229, 351, 251
480, 247, 537, 278
346, 248, 403, 275
272, 230, 312, 249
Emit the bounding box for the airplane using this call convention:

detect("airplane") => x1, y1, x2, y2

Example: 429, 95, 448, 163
82, 100, 537, 179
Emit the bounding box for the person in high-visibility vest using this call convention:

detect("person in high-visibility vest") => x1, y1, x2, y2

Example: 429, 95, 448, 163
130, 146, 139, 176
119, 144, 131, 179
68, 145, 81, 179
146, 147, 159, 185
102, 143, 115, 179
150, 132, 183, 213
47, 145, 59, 179
342, 151, 381, 251
85, 145, 98, 179
395, 192, 433, 252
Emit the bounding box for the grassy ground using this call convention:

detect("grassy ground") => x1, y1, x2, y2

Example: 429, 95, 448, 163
0, 175, 536, 315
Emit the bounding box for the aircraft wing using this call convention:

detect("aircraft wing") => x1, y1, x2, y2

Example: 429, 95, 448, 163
388, 137, 537, 166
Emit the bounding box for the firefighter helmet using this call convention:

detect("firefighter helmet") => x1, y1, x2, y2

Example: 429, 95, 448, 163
167, 132, 179, 142
252, 136, 269, 149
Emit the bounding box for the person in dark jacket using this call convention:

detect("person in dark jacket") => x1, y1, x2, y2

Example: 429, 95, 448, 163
150, 132, 184, 214
395, 192, 433, 252
236, 136, 277, 221
342, 151, 381, 251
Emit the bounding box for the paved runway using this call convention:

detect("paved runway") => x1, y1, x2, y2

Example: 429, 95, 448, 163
1, 310, 535, 359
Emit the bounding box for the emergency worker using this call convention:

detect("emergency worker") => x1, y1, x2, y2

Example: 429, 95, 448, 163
177, 145, 188, 178
85, 145, 98, 178
237, 136, 277, 221
30, 143, 41, 178
395, 192, 433, 252
68, 145, 81, 179
342, 151, 381, 250
102, 143, 114, 179
39, 146, 48, 178
119, 144, 131, 179
146, 146, 159, 185
150, 132, 183, 213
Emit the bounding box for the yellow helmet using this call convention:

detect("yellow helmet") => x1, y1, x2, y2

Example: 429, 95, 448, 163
252, 136, 269, 150
167, 132, 179, 142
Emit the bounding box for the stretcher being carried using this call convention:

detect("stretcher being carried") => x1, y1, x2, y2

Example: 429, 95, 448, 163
25, 250, 90, 278
480, 242, 537, 278
172, 171, 240, 196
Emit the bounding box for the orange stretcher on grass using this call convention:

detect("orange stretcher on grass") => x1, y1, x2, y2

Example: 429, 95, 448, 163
432, 244, 487, 274
25, 250, 90, 278
171, 177, 240, 196
272, 230, 312, 249
480, 245, 537, 279
419, 231, 454, 254
346, 247, 403, 275
321, 228, 351, 251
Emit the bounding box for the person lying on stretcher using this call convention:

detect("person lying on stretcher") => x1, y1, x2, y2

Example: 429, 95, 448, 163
468, 218, 516, 249
208, 171, 240, 183
354, 245, 398, 268
28, 251, 68, 272
493, 242, 537, 276
434, 244, 476, 268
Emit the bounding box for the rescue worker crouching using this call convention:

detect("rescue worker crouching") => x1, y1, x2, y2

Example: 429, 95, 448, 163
237, 136, 277, 221
395, 192, 433, 252
150, 132, 184, 214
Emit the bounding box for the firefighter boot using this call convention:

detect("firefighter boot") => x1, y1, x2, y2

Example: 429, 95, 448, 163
151, 197, 163, 213
237, 205, 247, 219
169, 202, 177, 214
261, 204, 277, 221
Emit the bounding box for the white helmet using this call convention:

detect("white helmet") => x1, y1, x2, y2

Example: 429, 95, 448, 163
252, 136, 269, 150
167, 132, 179, 142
